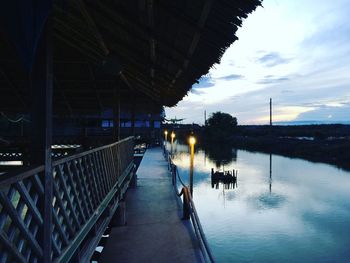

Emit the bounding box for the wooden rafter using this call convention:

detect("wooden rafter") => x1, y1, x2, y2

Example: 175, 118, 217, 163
169, 0, 213, 88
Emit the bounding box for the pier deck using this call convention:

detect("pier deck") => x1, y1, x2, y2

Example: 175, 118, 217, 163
100, 147, 202, 263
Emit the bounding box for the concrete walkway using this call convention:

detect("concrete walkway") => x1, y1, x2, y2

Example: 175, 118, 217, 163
100, 147, 202, 263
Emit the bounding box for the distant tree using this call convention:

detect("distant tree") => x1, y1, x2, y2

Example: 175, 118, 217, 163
204, 112, 237, 142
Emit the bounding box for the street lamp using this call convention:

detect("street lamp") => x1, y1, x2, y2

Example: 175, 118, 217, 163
189, 135, 196, 196
164, 130, 168, 148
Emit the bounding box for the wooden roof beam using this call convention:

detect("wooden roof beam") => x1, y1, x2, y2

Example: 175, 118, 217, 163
54, 6, 107, 58
169, 0, 213, 88
120, 71, 160, 100
0, 68, 26, 109
147, 0, 156, 84
91, 1, 190, 61
72, 0, 109, 56
91, 9, 182, 76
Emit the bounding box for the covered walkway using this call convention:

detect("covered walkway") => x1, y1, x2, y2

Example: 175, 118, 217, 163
100, 147, 202, 262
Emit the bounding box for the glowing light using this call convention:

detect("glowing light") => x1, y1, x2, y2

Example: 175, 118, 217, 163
164, 130, 168, 135
189, 136, 196, 146
171, 132, 176, 139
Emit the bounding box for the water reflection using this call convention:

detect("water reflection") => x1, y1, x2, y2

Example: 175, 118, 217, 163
170, 141, 350, 263
211, 168, 238, 190
204, 143, 237, 168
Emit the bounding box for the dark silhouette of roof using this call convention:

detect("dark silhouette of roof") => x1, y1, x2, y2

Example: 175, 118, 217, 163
0, 0, 262, 114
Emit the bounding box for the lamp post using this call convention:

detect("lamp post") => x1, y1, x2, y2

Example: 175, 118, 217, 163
189, 135, 196, 196
170, 131, 175, 155
164, 130, 168, 148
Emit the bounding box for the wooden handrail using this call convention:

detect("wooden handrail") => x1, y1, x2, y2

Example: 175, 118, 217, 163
162, 143, 215, 263
53, 136, 133, 165
0, 165, 45, 189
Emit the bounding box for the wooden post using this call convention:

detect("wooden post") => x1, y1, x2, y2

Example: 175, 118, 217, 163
131, 95, 135, 136
30, 19, 53, 263
113, 82, 120, 142
112, 201, 127, 226
182, 188, 190, 220
130, 166, 137, 188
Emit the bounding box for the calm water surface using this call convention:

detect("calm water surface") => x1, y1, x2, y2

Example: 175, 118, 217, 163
168, 141, 350, 263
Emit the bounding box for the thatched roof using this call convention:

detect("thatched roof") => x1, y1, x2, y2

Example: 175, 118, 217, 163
0, 0, 261, 114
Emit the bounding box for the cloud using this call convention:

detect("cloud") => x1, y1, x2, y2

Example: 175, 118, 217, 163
281, 90, 293, 94
190, 89, 206, 95
257, 52, 292, 67
193, 75, 215, 89
167, 0, 350, 125
216, 74, 244, 81
257, 75, 290, 84
295, 105, 350, 122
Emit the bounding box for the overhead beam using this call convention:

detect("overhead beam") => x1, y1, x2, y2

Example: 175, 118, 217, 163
146, 0, 156, 84
72, 0, 109, 55
0, 68, 26, 108
169, 0, 213, 87
91, 1, 190, 61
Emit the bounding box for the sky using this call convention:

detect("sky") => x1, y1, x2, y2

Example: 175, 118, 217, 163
165, 0, 350, 125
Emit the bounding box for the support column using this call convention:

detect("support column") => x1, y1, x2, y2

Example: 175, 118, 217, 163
131, 93, 135, 136
113, 82, 120, 141
111, 201, 127, 226
30, 20, 53, 263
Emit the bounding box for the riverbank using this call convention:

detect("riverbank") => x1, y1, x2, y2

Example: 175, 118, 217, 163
230, 125, 350, 171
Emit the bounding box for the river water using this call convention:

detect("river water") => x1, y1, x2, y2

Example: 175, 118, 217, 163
167, 141, 350, 263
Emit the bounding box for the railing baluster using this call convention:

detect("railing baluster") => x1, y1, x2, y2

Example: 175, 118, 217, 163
81, 156, 99, 209
108, 147, 117, 184
101, 150, 112, 190
71, 160, 92, 217
96, 150, 109, 195
52, 180, 76, 237
55, 165, 81, 228
64, 162, 87, 224
0, 192, 43, 258
76, 158, 95, 212
91, 152, 107, 198
98, 151, 111, 191
14, 182, 43, 225
87, 154, 104, 203
0, 230, 27, 263
52, 206, 69, 246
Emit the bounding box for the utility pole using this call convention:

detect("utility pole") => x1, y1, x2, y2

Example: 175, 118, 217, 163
269, 98, 272, 126
204, 110, 207, 125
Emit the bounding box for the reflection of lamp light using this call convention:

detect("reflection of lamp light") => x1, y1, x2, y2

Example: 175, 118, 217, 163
170, 132, 175, 155
189, 135, 196, 196
171, 132, 175, 140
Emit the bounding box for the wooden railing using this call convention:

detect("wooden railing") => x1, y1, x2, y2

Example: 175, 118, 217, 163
0, 137, 135, 262
162, 145, 215, 263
